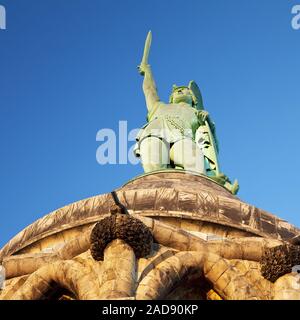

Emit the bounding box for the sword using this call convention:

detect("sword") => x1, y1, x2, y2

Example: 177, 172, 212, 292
138, 31, 152, 75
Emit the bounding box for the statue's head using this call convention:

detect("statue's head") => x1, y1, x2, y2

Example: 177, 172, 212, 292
170, 86, 193, 105
169, 80, 204, 110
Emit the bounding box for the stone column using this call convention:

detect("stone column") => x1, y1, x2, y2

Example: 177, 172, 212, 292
99, 239, 136, 299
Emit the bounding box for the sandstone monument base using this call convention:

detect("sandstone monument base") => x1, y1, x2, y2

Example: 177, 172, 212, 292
1, 170, 300, 300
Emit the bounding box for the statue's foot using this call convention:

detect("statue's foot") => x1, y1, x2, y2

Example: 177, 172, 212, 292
231, 180, 239, 195
210, 174, 239, 195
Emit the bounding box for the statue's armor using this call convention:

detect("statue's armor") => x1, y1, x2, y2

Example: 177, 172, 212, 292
134, 102, 200, 157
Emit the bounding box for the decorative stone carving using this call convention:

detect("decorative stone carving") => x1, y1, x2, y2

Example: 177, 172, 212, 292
260, 244, 300, 282
90, 214, 153, 261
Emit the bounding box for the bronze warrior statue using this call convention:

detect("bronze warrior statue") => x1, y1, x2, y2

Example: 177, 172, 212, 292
134, 31, 238, 195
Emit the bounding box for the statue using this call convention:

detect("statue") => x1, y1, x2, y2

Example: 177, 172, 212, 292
134, 31, 239, 195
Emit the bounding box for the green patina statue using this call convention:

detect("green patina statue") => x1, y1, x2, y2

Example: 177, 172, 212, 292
134, 31, 239, 195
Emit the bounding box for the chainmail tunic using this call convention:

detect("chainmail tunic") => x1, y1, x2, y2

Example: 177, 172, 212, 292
134, 102, 200, 156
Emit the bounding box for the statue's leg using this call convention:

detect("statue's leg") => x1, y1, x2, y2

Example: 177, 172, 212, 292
139, 136, 169, 173
170, 138, 205, 174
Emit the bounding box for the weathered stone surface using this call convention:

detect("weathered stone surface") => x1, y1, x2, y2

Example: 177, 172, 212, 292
1, 171, 299, 300
260, 244, 300, 282
90, 214, 153, 261
99, 239, 136, 299
1, 171, 298, 262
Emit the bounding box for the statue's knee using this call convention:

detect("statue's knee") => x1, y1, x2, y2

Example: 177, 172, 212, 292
140, 137, 169, 166
171, 139, 204, 173
171, 139, 195, 163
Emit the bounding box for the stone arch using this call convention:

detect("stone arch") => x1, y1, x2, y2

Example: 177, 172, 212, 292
10, 260, 100, 300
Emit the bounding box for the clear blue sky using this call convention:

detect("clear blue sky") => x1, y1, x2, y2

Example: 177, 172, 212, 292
0, 0, 299, 247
